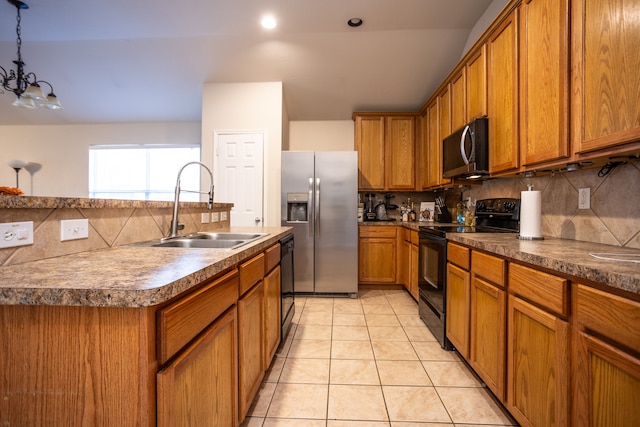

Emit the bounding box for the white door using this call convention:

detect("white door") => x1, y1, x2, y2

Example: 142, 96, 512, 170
214, 132, 264, 227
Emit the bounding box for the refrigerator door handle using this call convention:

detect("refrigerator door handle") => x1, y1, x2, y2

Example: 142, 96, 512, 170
315, 177, 321, 237
308, 178, 313, 238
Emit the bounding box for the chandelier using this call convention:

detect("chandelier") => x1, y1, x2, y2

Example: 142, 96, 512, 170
0, 0, 62, 110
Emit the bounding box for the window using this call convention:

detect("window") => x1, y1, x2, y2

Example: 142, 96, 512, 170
89, 145, 201, 201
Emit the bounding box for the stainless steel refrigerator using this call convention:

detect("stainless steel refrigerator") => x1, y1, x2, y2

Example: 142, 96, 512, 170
281, 151, 358, 296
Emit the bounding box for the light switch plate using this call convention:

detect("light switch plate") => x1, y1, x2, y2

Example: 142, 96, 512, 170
211, 212, 219, 222
0, 221, 34, 248
221, 211, 228, 221
61, 219, 89, 241
201, 213, 210, 224
578, 188, 590, 209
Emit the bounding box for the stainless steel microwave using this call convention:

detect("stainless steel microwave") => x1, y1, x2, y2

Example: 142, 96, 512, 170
442, 117, 489, 179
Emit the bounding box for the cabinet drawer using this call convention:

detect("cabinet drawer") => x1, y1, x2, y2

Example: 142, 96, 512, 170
575, 284, 640, 353
264, 243, 280, 274
472, 250, 506, 287
360, 226, 397, 238
410, 230, 419, 245
400, 227, 409, 241
158, 269, 239, 364
509, 263, 568, 316
448, 242, 470, 270
239, 253, 265, 296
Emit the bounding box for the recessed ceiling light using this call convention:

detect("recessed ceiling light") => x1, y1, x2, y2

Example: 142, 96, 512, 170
347, 18, 363, 28
261, 15, 277, 29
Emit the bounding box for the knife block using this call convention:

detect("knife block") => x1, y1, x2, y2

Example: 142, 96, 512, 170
437, 208, 452, 223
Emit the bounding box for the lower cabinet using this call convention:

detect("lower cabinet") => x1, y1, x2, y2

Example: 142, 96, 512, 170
399, 228, 419, 300
157, 307, 238, 427
263, 265, 281, 367
573, 284, 640, 426
238, 281, 265, 421
446, 262, 470, 358
358, 226, 397, 283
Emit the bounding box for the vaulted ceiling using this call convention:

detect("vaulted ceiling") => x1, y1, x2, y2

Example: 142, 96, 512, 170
0, 0, 496, 125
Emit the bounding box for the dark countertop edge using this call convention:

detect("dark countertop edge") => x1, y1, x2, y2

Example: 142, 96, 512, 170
0, 195, 234, 209
0, 227, 292, 308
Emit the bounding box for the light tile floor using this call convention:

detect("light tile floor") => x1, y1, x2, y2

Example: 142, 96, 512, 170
242, 288, 518, 427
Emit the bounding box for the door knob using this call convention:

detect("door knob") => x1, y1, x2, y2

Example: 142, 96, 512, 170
255, 217, 261, 224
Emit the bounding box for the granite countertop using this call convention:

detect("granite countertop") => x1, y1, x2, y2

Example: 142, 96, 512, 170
360, 221, 640, 296
0, 226, 292, 308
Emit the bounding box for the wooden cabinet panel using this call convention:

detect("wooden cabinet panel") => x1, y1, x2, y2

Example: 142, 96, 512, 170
239, 253, 265, 296
470, 276, 506, 401
572, 0, 640, 154
410, 242, 419, 300
510, 263, 569, 317
238, 281, 265, 421
359, 237, 397, 283
355, 115, 385, 190
425, 100, 441, 187
157, 307, 238, 427
158, 270, 239, 364
263, 265, 281, 367
264, 243, 280, 274
400, 237, 410, 288
360, 226, 397, 239
520, 0, 570, 167
507, 295, 569, 427
386, 116, 416, 190
448, 242, 470, 270
488, 10, 520, 174
451, 69, 466, 131
466, 44, 487, 121
446, 262, 470, 358
471, 250, 506, 288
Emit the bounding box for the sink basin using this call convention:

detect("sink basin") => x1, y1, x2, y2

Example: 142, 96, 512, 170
134, 232, 270, 250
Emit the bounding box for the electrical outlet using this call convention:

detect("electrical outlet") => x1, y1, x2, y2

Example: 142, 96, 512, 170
201, 212, 210, 224
211, 212, 219, 222
0, 221, 34, 248
61, 219, 89, 241
578, 187, 591, 209
220, 211, 228, 221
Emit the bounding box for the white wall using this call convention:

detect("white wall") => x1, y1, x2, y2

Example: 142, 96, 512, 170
288, 121, 354, 151
0, 122, 200, 197
200, 82, 284, 227
461, 0, 510, 56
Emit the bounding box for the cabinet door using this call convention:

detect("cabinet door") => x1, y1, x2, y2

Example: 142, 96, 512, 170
400, 238, 410, 288
446, 263, 470, 358
425, 100, 441, 188
385, 116, 415, 190
355, 115, 385, 190
409, 243, 419, 301
488, 10, 520, 174
520, 0, 570, 167
507, 295, 569, 427
238, 281, 265, 421
157, 307, 238, 427
451, 69, 466, 131
358, 237, 397, 283
263, 265, 281, 368
438, 87, 452, 185
470, 276, 506, 401
466, 44, 487, 121
572, 0, 640, 154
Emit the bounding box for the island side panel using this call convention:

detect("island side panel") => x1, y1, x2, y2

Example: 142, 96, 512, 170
0, 304, 157, 426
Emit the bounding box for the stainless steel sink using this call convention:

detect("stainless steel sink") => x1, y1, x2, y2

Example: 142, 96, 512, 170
133, 231, 269, 250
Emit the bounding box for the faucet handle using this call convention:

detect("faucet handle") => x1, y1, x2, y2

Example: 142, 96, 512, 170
177, 223, 184, 231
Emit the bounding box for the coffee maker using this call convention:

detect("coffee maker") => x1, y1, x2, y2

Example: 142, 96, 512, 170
364, 193, 377, 221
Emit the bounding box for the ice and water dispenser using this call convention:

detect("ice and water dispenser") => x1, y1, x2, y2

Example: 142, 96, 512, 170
286, 193, 309, 222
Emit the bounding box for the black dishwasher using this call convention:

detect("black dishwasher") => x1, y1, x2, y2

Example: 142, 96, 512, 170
279, 234, 295, 341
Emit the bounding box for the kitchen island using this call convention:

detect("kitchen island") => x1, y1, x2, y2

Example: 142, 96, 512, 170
0, 225, 292, 427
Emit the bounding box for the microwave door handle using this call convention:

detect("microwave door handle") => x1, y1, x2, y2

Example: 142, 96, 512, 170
460, 125, 472, 165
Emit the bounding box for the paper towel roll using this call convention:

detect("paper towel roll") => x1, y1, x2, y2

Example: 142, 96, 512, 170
520, 190, 543, 239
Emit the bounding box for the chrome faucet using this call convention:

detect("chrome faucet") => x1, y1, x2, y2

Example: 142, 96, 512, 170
168, 161, 214, 239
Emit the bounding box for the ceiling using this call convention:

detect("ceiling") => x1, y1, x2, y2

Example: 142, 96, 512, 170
0, 0, 495, 126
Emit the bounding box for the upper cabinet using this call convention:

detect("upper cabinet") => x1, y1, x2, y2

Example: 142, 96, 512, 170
354, 113, 416, 191
487, 9, 520, 175
571, 0, 640, 156
466, 44, 487, 121
519, 0, 570, 167
451, 68, 467, 131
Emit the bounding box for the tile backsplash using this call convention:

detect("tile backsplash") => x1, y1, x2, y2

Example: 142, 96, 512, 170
0, 201, 231, 266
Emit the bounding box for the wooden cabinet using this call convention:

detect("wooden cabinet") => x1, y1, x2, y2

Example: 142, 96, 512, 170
466, 44, 487, 121
423, 100, 441, 188
398, 228, 419, 300
573, 284, 640, 426
571, 0, 640, 155
507, 263, 570, 427
157, 307, 238, 427
451, 68, 466, 131
263, 265, 281, 367
409, 238, 419, 301
488, 9, 520, 175
238, 280, 264, 421
358, 226, 397, 283
354, 114, 415, 190
445, 243, 471, 358
469, 251, 507, 401
519, 0, 570, 168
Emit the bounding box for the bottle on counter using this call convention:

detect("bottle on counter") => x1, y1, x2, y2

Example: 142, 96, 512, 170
409, 201, 416, 222
456, 200, 465, 224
